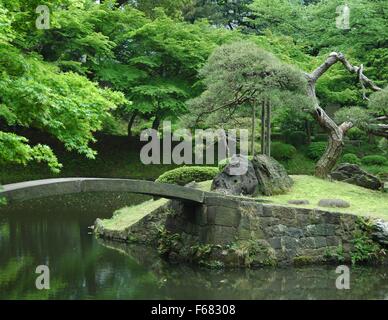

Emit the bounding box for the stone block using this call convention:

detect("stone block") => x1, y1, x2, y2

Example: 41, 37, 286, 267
204, 225, 237, 245
286, 227, 304, 238
207, 206, 241, 227
268, 237, 282, 250
299, 237, 316, 249
314, 236, 327, 248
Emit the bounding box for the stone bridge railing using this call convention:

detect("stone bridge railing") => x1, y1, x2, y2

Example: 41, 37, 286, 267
0, 178, 208, 204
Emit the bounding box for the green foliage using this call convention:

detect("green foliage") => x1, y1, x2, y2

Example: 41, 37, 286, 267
378, 138, 388, 156
306, 142, 327, 160
186, 40, 312, 129
351, 218, 385, 265
271, 142, 297, 161
157, 228, 182, 256
361, 155, 387, 166
340, 153, 361, 166
324, 245, 345, 264
346, 127, 367, 141
156, 166, 219, 185
281, 152, 315, 175
286, 131, 308, 147
0, 132, 61, 172
368, 87, 388, 117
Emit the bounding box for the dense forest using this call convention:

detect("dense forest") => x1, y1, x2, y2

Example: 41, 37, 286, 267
0, 0, 387, 182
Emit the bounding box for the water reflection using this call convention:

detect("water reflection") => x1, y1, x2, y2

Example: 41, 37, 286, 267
0, 194, 387, 300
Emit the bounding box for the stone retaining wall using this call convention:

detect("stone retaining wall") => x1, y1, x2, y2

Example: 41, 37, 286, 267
96, 197, 386, 268
162, 199, 360, 267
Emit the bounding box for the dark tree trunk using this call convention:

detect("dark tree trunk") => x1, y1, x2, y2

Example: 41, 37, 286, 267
261, 100, 266, 155
305, 120, 312, 145
251, 105, 256, 157
152, 114, 161, 130
127, 110, 138, 138
266, 100, 271, 157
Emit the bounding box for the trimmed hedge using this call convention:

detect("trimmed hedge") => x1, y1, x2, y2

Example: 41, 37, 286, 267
340, 153, 361, 165
156, 166, 219, 186
361, 155, 387, 166
271, 142, 297, 161
307, 142, 327, 160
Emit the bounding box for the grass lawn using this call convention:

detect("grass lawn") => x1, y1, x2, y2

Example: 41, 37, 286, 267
99, 198, 169, 231
198, 176, 388, 219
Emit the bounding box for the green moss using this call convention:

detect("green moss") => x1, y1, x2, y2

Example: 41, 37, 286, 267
293, 256, 316, 266
199, 260, 225, 269
230, 240, 277, 267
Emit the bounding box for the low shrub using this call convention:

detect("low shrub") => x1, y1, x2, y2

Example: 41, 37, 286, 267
285, 131, 308, 147
347, 127, 367, 141
271, 142, 297, 161
361, 155, 387, 166
156, 166, 219, 186
378, 138, 388, 156
282, 153, 315, 175
306, 142, 327, 160
312, 134, 328, 142
340, 153, 361, 165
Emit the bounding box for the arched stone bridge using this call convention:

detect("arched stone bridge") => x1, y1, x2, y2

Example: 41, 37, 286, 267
0, 178, 249, 205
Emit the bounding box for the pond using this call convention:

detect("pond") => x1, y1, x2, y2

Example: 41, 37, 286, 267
0, 193, 387, 300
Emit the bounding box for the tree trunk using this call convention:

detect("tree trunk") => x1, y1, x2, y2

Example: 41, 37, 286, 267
152, 112, 161, 130
127, 110, 138, 138
261, 100, 266, 155
251, 105, 256, 157
304, 52, 381, 178
266, 100, 271, 157
305, 120, 312, 145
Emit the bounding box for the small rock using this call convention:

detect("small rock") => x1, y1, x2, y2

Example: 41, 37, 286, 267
288, 200, 310, 205
318, 199, 350, 208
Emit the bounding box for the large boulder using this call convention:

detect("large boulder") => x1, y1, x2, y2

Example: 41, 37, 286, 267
330, 163, 383, 190
252, 155, 293, 196
211, 155, 258, 196
212, 154, 293, 196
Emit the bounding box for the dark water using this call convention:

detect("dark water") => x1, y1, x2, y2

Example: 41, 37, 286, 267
0, 193, 388, 300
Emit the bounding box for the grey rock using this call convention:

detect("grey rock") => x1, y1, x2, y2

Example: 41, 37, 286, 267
318, 199, 350, 208
211, 155, 258, 196
288, 200, 310, 205
252, 155, 293, 196
330, 163, 383, 190
372, 219, 388, 246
